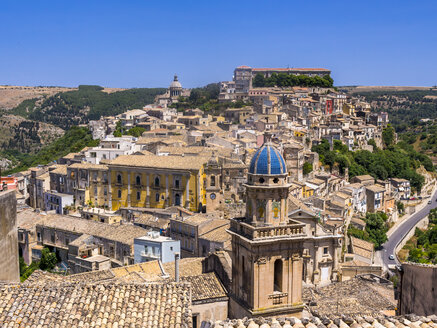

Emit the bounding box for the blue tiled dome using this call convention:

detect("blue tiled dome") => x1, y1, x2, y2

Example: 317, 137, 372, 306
249, 143, 287, 175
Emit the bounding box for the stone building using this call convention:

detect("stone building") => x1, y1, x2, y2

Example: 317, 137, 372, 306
288, 207, 342, 286
228, 136, 305, 317
108, 154, 210, 212
283, 142, 304, 181
0, 190, 19, 282
233, 66, 331, 93
222, 161, 247, 202
34, 215, 148, 272
204, 154, 224, 210
169, 213, 229, 258
66, 163, 109, 207
28, 167, 50, 210
155, 74, 190, 108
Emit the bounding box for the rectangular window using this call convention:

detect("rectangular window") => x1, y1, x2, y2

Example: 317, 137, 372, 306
137, 191, 141, 201
323, 247, 328, 255
156, 193, 160, 202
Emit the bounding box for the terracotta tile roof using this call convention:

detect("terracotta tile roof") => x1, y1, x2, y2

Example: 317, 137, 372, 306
62, 152, 80, 159
351, 236, 374, 259
208, 315, 437, 328
26, 261, 227, 305
354, 174, 375, 181
25, 261, 165, 285
17, 209, 46, 230
49, 165, 68, 175
163, 258, 204, 279
366, 184, 386, 193
199, 222, 230, 243
38, 215, 148, 245
0, 282, 192, 327
181, 272, 227, 302
136, 135, 186, 145
69, 163, 108, 170
109, 154, 208, 170
134, 214, 170, 230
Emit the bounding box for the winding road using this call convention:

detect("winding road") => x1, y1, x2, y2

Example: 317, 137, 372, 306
379, 187, 437, 269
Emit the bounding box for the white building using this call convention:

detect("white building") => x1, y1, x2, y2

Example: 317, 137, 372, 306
84, 135, 139, 164
43, 190, 74, 215
119, 109, 148, 128
134, 231, 180, 264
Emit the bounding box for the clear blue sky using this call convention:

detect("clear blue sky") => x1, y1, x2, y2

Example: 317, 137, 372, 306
1, 1, 436, 88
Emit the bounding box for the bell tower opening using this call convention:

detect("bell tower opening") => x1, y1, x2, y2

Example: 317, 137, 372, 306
274, 259, 283, 292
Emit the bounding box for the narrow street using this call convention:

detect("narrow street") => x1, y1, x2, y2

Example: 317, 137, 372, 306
378, 186, 437, 270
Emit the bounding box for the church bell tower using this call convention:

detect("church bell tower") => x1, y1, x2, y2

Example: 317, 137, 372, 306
228, 134, 305, 317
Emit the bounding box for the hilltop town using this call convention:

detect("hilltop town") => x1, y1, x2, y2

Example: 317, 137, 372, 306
1, 66, 436, 327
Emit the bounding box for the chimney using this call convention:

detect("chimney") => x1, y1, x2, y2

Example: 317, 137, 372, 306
175, 252, 180, 282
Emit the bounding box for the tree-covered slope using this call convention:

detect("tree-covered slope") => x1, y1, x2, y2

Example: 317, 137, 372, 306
11, 85, 166, 129
3, 126, 99, 174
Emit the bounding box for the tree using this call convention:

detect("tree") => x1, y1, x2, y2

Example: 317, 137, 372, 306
333, 140, 348, 153
303, 162, 313, 175
126, 127, 146, 137
382, 125, 396, 148
408, 248, 427, 263
368, 138, 377, 149
19, 257, 27, 276
363, 212, 388, 249
397, 201, 405, 214
39, 248, 58, 271
324, 151, 336, 169
252, 73, 266, 87
335, 154, 350, 174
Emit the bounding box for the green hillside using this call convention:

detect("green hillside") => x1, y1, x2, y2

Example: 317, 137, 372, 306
12, 85, 166, 129
3, 126, 99, 174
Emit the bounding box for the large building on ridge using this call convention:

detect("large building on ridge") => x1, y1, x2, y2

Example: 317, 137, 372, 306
234, 65, 331, 93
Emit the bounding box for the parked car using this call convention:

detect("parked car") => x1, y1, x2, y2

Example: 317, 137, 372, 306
428, 200, 432, 205
389, 254, 395, 260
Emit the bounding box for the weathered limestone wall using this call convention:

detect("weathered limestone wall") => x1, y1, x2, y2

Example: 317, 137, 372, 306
0, 190, 19, 282
340, 265, 382, 281
193, 300, 228, 327
400, 263, 437, 315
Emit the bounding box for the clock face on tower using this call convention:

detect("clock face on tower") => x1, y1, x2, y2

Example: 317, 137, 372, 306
210, 193, 216, 200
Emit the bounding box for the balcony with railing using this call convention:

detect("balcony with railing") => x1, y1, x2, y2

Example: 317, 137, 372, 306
230, 217, 305, 241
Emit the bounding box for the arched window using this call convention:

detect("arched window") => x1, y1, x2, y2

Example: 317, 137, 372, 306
136, 175, 141, 186
155, 193, 160, 202
175, 193, 181, 206
155, 177, 160, 187
117, 174, 122, 184
118, 189, 122, 198
210, 175, 216, 187
274, 259, 283, 292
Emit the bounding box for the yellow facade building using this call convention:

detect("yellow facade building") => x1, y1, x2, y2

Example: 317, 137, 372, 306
108, 155, 209, 212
